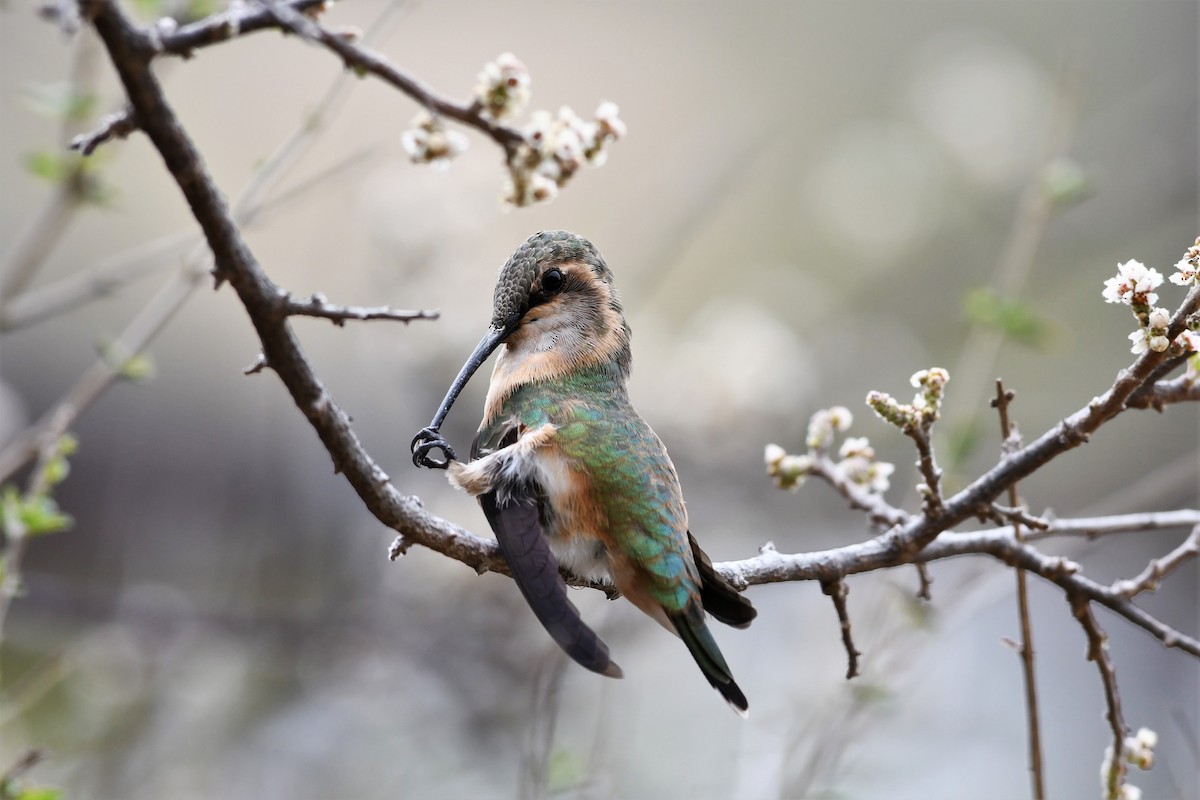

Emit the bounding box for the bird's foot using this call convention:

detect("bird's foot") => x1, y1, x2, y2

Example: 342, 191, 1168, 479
411, 427, 457, 469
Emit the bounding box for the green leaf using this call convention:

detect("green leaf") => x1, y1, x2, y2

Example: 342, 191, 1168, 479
12, 787, 62, 800
17, 496, 72, 537
118, 354, 155, 383
96, 341, 153, 381
24, 151, 72, 183
55, 434, 79, 459
40, 457, 70, 488
962, 287, 1053, 348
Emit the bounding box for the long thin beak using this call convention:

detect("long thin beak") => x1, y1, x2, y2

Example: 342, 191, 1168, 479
427, 325, 507, 431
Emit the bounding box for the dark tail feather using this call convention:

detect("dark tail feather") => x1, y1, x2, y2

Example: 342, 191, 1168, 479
671, 612, 749, 717
689, 533, 756, 629
481, 491, 622, 679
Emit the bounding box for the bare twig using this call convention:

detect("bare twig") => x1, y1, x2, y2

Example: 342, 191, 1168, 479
988, 503, 1051, 531
914, 562, 932, 600
70, 106, 137, 155
148, 0, 329, 55
1023, 509, 1200, 541
821, 578, 861, 679
1125, 373, 1200, 411
1071, 596, 1128, 799
1110, 523, 1200, 600
257, 0, 524, 154
993, 380, 1045, 800
0, 748, 47, 787
281, 293, 439, 326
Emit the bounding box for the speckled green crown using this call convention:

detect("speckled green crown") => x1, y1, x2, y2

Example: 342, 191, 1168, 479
490, 230, 612, 330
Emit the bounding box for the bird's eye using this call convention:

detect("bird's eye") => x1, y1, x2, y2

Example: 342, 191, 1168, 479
542, 268, 564, 294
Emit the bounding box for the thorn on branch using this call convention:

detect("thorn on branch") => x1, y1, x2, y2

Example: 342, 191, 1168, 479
388, 535, 412, 560
914, 562, 933, 601
70, 108, 139, 156
821, 578, 861, 679
243, 353, 269, 375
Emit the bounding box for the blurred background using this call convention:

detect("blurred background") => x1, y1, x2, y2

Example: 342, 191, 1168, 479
1, 1, 1197, 798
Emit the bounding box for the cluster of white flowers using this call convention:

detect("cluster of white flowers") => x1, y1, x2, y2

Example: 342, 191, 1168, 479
766, 406, 895, 494
867, 368, 951, 430
806, 405, 853, 450
1170, 236, 1200, 286
1102, 260, 1163, 307
837, 436, 895, 494
399, 112, 469, 169
764, 443, 812, 491
1100, 727, 1158, 800
398, 53, 625, 202
505, 101, 626, 207
1128, 307, 1170, 355
474, 52, 531, 120
1103, 245, 1200, 357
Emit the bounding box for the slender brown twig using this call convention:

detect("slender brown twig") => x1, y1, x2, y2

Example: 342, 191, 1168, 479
993, 380, 1045, 800
281, 294, 439, 326
1072, 595, 1128, 799
820, 578, 861, 679
1110, 523, 1200, 600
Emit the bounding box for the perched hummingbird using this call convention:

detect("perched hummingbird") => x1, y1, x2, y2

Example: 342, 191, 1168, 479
411, 230, 755, 714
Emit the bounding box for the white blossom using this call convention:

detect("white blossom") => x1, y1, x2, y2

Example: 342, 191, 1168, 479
1170, 237, 1200, 285
838, 436, 873, 460
839, 455, 894, 494
400, 112, 468, 169
1102, 260, 1163, 306
1169, 257, 1198, 286
807, 407, 851, 450
1128, 328, 1150, 354
827, 406, 853, 432
764, 443, 786, 468
475, 52, 531, 120
595, 101, 627, 139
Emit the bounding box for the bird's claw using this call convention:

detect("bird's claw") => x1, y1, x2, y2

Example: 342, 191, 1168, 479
411, 426, 456, 469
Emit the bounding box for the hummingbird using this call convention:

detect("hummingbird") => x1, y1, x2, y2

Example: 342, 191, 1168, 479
411, 230, 755, 714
